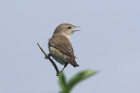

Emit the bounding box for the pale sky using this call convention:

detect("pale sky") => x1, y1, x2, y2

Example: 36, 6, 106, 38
0, 0, 140, 93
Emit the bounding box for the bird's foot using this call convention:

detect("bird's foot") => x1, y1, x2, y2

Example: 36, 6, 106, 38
44, 54, 51, 59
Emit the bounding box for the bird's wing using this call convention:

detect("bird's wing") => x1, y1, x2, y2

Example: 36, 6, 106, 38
49, 35, 76, 59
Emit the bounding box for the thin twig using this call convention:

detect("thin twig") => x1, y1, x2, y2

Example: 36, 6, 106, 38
37, 42, 59, 76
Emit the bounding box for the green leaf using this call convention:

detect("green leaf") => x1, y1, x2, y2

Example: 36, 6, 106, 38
58, 72, 67, 92
67, 69, 97, 92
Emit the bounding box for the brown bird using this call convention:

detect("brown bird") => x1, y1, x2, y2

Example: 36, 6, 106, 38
48, 23, 80, 71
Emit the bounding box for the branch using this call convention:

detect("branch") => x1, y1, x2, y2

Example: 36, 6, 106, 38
37, 42, 59, 76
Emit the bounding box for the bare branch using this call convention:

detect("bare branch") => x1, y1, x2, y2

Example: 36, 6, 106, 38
37, 42, 59, 76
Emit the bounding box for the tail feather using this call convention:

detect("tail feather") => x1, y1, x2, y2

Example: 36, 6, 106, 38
67, 58, 79, 67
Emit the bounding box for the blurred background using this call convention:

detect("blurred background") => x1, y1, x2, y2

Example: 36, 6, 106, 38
0, 0, 140, 93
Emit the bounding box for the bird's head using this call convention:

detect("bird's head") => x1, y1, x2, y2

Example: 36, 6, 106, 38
53, 23, 80, 39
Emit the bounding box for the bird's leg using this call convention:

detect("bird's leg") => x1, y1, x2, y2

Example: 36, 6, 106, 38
61, 63, 69, 72
57, 63, 68, 76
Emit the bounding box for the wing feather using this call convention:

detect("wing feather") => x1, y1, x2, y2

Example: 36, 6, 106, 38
49, 35, 76, 59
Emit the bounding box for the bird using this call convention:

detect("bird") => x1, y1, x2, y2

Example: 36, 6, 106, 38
48, 23, 80, 72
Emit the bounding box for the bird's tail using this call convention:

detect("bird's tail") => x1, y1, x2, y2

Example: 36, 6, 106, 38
67, 58, 79, 67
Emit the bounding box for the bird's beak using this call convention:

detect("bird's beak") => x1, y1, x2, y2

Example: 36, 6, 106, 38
73, 26, 81, 32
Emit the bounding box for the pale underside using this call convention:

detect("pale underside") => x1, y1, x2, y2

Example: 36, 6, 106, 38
49, 46, 69, 65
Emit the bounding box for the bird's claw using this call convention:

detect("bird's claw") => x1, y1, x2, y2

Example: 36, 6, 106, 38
44, 56, 49, 59
44, 54, 51, 59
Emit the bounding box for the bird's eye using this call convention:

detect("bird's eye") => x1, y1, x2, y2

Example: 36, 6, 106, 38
68, 26, 71, 29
